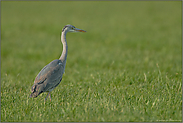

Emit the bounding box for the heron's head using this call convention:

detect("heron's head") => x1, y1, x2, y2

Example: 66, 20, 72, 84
62, 25, 86, 33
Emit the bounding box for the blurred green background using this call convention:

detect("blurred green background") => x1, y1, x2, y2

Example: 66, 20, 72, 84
1, 1, 182, 122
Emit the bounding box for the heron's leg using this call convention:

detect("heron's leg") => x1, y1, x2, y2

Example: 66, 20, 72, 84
45, 92, 49, 101
49, 92, 51, 102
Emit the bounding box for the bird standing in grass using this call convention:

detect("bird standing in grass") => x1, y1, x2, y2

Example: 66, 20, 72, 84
30, 25, 86, 101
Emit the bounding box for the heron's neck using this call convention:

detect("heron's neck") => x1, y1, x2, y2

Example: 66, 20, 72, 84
59, 31, 68, 63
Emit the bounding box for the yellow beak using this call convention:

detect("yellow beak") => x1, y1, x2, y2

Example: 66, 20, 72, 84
75, 28, 86, 32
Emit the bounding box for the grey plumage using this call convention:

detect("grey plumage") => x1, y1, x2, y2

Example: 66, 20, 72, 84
30, 25, 86, 101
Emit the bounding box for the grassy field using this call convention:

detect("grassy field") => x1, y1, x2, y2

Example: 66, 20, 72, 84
1, 1, 182, 122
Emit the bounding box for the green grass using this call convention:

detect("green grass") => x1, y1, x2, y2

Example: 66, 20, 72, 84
1, 1, 182, 122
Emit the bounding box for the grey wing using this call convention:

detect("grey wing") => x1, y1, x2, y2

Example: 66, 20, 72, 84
30, 59, 64, 97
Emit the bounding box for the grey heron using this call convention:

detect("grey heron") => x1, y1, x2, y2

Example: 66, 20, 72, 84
30, 25, 86, 101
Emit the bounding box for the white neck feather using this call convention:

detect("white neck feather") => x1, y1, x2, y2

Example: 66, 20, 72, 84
59, 30, 68, 64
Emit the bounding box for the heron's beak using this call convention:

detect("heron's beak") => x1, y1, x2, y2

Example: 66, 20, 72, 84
75, 28, 86, 32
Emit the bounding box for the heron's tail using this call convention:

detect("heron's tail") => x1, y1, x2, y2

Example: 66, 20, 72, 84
30, 91, 43, 98
30, 84, 43, 98
29, 92, 36, 98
